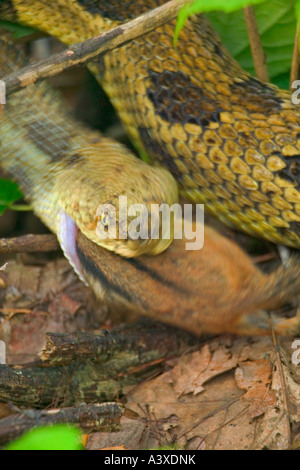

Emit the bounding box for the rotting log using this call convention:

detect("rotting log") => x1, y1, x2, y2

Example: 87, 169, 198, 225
0, 320, 198, 407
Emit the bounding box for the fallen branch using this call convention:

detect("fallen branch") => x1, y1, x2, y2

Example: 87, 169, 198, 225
39, 322, 196, 366
0, 320, 197, 407
0, 402, 123, 447
268, 314, 291, 447
2, 0, 190, 95
0, 234, 59, 254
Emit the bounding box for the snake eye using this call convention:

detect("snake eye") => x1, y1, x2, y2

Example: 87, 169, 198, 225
95, 203, 117, 239
101, 212, 109, 231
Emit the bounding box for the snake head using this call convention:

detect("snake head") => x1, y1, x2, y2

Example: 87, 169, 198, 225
54, 139, 179, 257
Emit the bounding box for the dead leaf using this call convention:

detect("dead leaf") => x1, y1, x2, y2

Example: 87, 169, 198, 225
60, 292, 82, 316
235, 359, 277, 418
167, 342, 239, 397
87, 416, 155, 450
105, 337, 294, 450
166, 345, 211, 396
0, 258, 108, 363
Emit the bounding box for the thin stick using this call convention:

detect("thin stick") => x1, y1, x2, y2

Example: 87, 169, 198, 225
290, 23, 299, 90
2, 0, 190, 96
175, 397, 240, 440
252, 252, 278, 264
268, 313, 291, 447
198, 403, 250, 450
0, 234, 59, 254
0, 308, 32, 314
0, 308, 32, 331
243, 6, 269, 82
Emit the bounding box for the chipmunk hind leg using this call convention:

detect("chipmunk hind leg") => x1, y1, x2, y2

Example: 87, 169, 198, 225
229, 308, 300, 336
228, 255, 300, 336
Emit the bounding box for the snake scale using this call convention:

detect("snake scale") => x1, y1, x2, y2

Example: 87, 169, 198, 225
2, 0, 300, 336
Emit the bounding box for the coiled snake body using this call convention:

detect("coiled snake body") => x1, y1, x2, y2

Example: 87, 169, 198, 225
2, 0, 300, 248
2, 1, 300, 336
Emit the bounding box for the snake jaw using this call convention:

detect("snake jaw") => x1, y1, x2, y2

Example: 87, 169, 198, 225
57, 210, 89, 286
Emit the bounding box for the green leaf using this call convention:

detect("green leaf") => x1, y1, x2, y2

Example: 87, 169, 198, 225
5, 424, 83, 451
174, 0, 267, 45
0, 19, 37, 38
0, 178, 23, 215
207, 0, 297, 85
296, 0, 300, 48
296, 0, 300, 24
174, 0, 297, 88
271, 71, 290, 89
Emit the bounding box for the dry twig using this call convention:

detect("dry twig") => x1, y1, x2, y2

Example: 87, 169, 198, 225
268, 314, 291, 447
0, 234, 59, 254
2, 0, 190, 95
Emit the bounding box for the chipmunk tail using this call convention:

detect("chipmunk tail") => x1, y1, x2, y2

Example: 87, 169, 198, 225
259, 255, 300, 309
232, 255, 300, 336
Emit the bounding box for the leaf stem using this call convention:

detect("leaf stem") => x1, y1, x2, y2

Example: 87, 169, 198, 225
290, 22, 299, 90
243, 6, 269, 82
8, 204, 32, 212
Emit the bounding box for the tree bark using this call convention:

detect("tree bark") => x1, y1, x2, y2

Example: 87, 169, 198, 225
0, 320, 197, 407
0, 402, 123, 447
0, 234, 59, 254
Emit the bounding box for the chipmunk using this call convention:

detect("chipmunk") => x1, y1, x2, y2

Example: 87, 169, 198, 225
1, 30, 300, 338
76, 225, 300, 336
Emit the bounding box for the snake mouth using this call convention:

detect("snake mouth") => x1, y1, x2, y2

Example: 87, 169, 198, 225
57, 210, 88, 285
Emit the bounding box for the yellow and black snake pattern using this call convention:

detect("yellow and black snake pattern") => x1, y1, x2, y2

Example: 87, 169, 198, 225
2, 0, 300, 249
0, 34, 178, 262
3, 1, 300, 336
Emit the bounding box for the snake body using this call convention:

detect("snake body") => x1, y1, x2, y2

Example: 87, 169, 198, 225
0, 35, 178, 266
2, 0, 300, 248
2, 3, 300, 336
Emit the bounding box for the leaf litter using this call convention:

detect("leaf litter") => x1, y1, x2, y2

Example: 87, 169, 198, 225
87, 335, 300, 450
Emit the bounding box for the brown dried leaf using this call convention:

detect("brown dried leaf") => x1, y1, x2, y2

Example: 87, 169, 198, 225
108, 337, 292, 450
166, 345, 211, 396
87, 416, 156, 450
167, 342, 239, 397
0, 258, 108, 363
60, 292, 82, 316
235, 359, 277, 418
